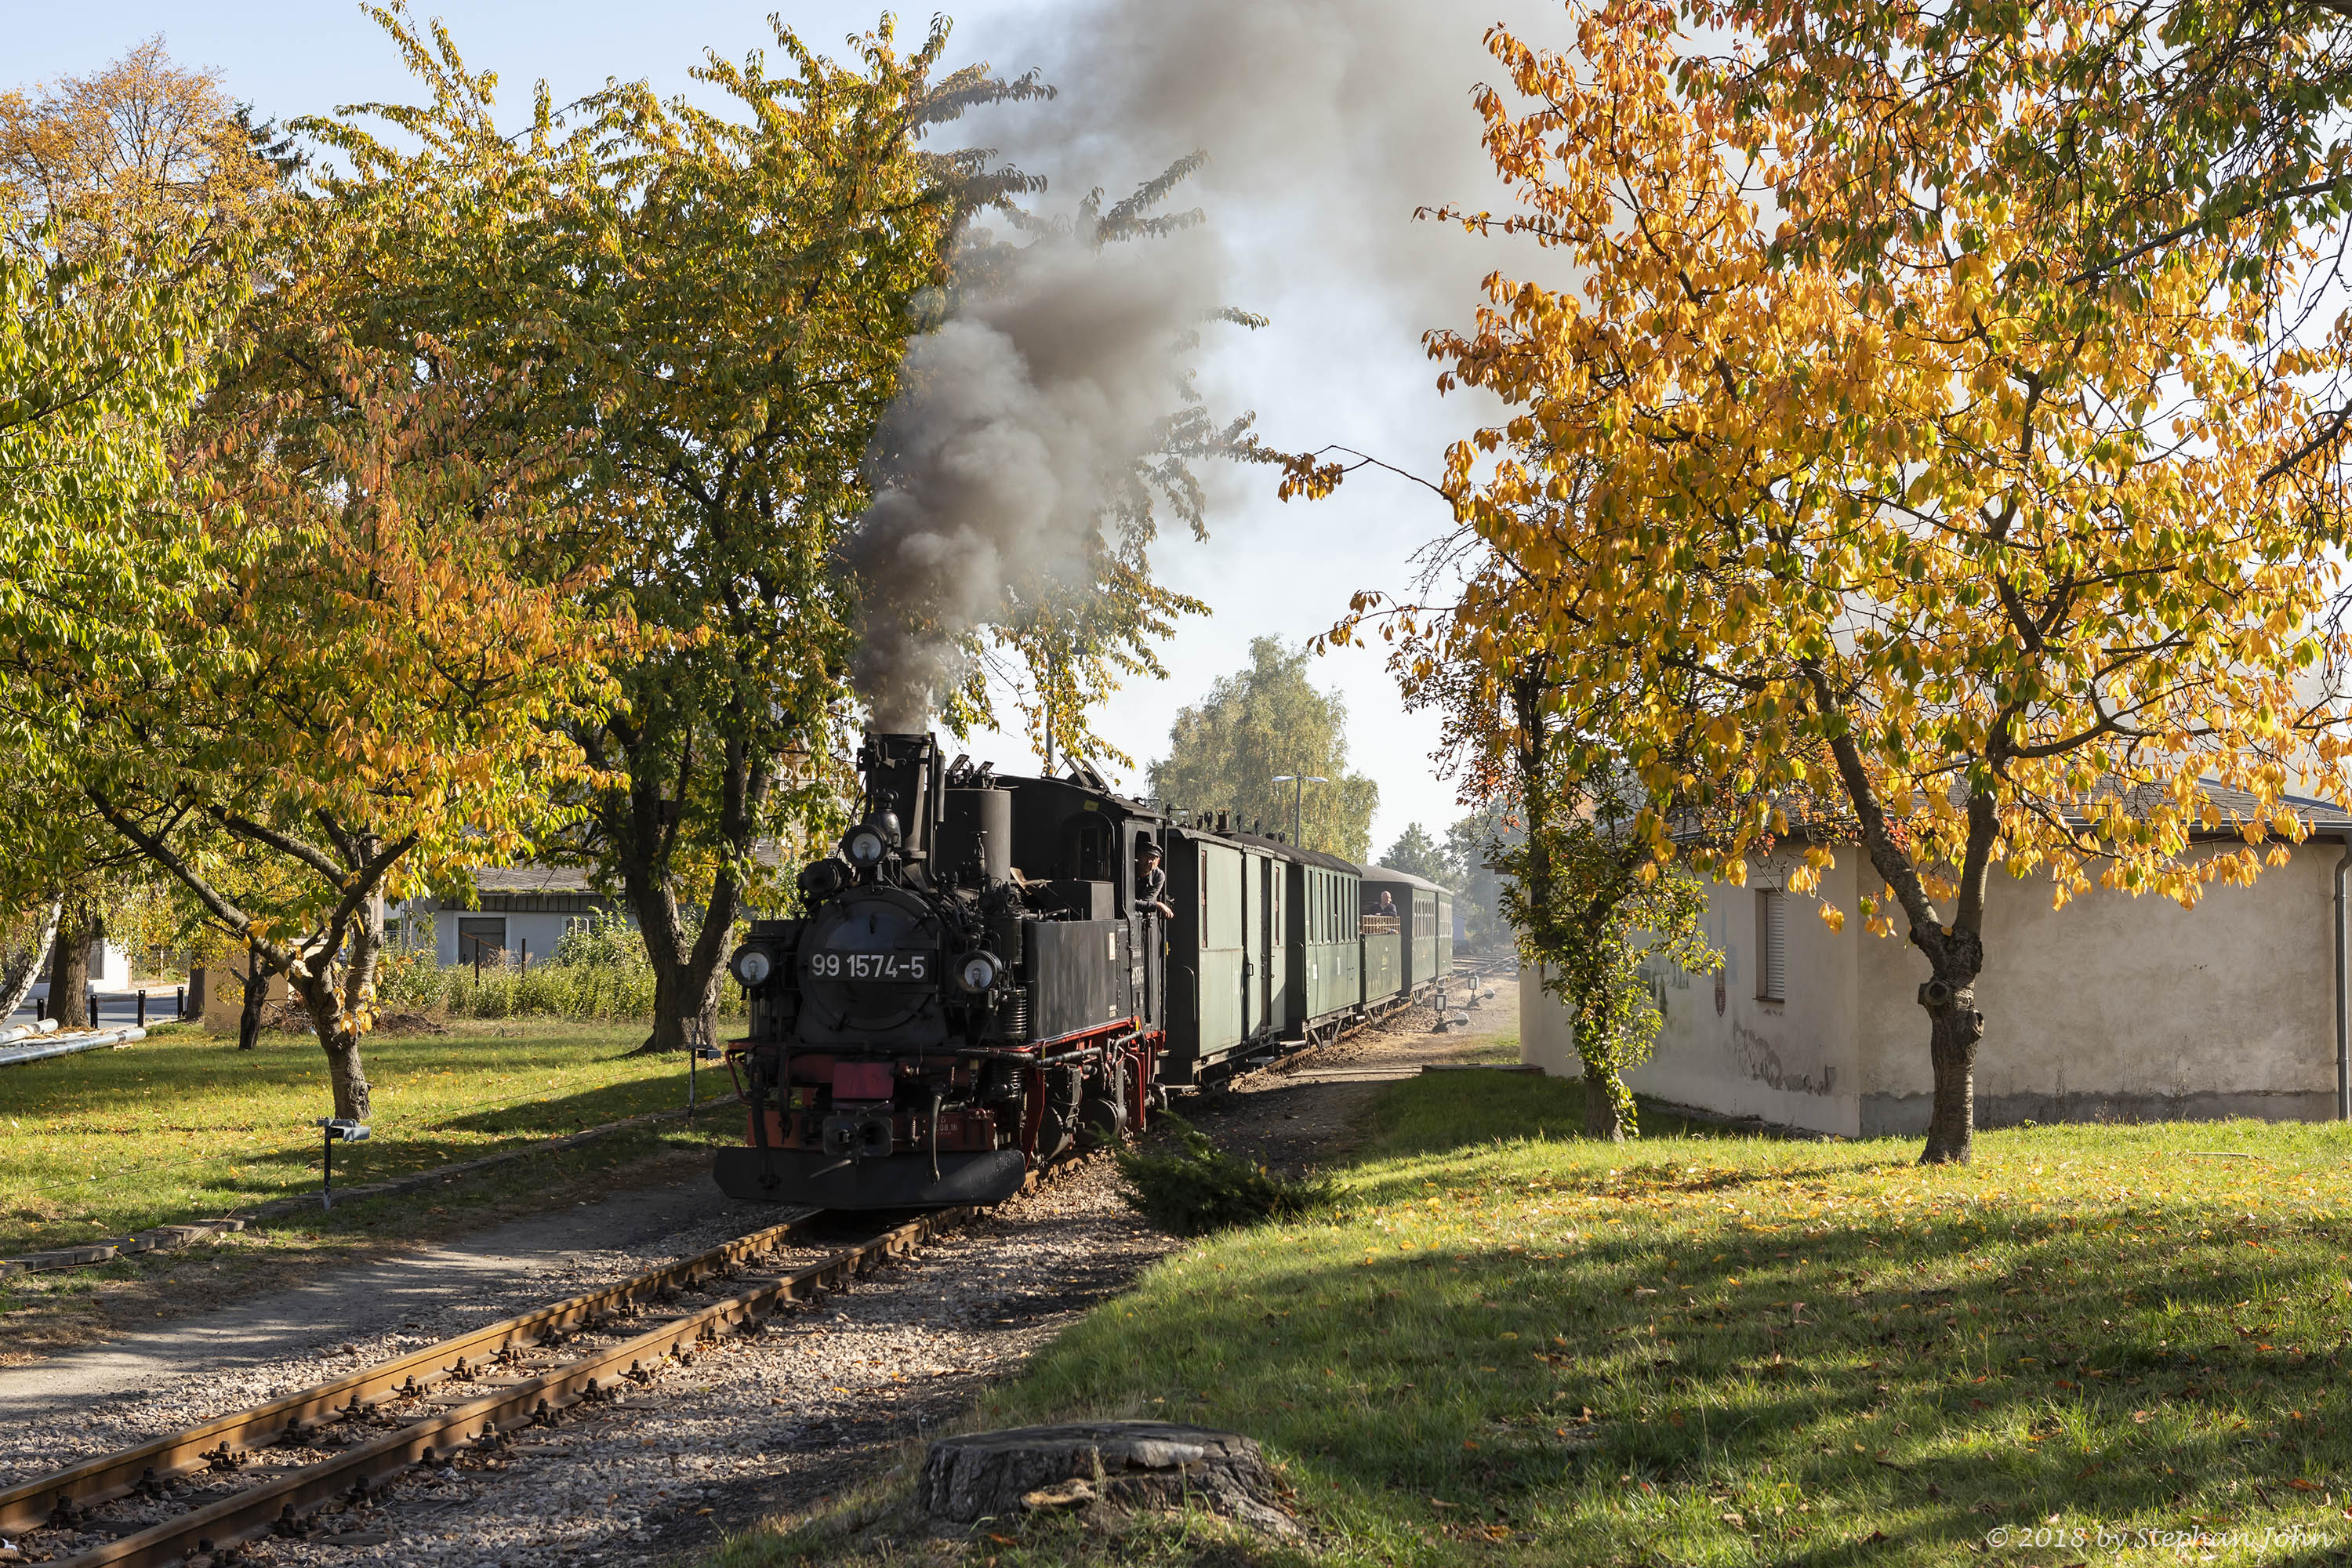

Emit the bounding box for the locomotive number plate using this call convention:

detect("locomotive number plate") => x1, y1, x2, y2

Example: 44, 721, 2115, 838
806, 949, 933, 982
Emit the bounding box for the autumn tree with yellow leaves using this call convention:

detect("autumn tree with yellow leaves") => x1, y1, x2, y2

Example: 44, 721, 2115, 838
1329, 0, 2352, 1163
0, 35, 615, 1119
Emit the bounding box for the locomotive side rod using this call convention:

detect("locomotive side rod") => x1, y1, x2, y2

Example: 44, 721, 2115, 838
39, 1208, 971, 1568
0, 1207, 837, 1537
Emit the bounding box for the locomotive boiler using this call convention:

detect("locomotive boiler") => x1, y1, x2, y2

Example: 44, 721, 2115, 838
716, 731, 1457, 1210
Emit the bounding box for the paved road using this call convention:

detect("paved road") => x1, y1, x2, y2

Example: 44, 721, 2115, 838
9, 987, 192, 1032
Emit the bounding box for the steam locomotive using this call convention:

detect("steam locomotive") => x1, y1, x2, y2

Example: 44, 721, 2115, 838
713, 731, 1454, 1209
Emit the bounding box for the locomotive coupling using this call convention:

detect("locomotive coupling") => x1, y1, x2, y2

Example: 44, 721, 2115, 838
821, 1109, 895, 1158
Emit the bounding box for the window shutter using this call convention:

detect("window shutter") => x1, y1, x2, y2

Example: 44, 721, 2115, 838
1755, 889, 1787, 1000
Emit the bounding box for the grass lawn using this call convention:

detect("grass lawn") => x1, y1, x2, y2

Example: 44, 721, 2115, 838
0, 1018, 728, 1257
756, 1076, 2352, 1566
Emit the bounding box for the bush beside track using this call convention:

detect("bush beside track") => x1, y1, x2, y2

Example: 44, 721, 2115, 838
743, 1073, 2352, 1566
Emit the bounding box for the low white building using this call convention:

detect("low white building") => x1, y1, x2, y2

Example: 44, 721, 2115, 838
30, 934, 136, 1001
1522, 808, 2352, 1136
395, 867, 630, 970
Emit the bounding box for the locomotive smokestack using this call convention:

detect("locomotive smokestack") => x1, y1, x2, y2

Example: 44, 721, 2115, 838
858, 732, 944, 862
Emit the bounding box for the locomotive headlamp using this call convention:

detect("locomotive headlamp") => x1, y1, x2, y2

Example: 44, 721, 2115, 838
844, 825, 887, 866
731, 946, 774, 986
955, 950, 1003, 994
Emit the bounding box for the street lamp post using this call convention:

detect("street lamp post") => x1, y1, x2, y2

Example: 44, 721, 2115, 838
1271, 774, 1329, 851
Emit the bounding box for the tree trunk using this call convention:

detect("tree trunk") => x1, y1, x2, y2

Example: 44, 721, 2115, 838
1813, 703, 2001, 1168
646, 951, 722, 1054
0, 895, 62, 1019
342, 895, 383, 1019
237, 938, 269, 1051
47, 898, 96, 1029
1581, 1072, 1628, 1142
618, 855, 731, 1055
293, 966, 372, 1120
604, 734, 761, 1056
1918, 980, 1984, 1163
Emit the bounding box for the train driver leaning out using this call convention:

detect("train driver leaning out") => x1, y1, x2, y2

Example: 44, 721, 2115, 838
1134, 840, 1176, 920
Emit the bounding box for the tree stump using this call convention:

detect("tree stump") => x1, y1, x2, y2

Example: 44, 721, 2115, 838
918, 1421, 1298, 1537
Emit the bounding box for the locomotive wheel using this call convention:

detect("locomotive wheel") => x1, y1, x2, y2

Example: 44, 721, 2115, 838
1079, 1056, 1133, 1150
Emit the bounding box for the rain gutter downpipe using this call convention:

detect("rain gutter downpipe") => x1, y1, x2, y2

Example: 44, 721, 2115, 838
2336, 826, 2351, 1123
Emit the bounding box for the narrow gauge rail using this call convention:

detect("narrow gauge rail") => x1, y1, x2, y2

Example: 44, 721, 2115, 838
5, 1207, 971, 1568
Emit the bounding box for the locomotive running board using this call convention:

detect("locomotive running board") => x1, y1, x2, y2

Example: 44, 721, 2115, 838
713, 1147, 1027, 1209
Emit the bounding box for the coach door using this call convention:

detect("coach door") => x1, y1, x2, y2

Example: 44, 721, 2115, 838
1259, 860, 1279, 1029
1240, 850, 1264, 1040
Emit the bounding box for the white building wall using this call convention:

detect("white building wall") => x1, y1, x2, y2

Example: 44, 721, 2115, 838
1629, 851, 1863, 1136
1517, 852, 1864, 1137
394, 899, 615, 969
1853, 841, 2339, 1133
1523, 839, 2345, 1136
31, 938, 136, 999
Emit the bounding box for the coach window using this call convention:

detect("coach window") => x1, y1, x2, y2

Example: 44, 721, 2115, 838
1755, 888, 1788, 1003
1200, 848, 1210, 944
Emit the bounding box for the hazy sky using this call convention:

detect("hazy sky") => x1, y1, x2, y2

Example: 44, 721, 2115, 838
12, 0, 1555, 852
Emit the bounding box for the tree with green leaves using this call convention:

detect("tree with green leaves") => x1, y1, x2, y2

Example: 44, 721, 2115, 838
1379, 822, 1453, 884
1307, 0, 2352, 1165
1494, 659, 1718, 1141
88, 316, 619, 1116
0, 41, 260, 1020
1147, 637, 1379, 860
291, 9, 1103, 1055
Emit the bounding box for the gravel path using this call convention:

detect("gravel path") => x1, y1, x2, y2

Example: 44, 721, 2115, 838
0, 1174, 793, 1477
1189, 976, 1519, 1175
9, 1159, 1170, 1568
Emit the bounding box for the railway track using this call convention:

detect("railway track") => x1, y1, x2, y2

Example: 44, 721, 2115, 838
0, 985, 1483, 1568
3, 1204, 978, 1568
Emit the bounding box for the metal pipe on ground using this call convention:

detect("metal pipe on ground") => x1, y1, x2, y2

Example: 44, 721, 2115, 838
0, 1026, 147, 1069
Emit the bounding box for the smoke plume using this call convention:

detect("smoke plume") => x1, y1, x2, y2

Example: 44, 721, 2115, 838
848, 220, 1226, 728
848, 0, 1549, 730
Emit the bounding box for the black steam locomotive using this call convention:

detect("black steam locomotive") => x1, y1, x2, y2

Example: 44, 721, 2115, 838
714, 732, 1453, 1209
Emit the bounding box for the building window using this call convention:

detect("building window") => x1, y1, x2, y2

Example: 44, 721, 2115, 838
1755, 889, 1787, 1002
458, 916, 508, 965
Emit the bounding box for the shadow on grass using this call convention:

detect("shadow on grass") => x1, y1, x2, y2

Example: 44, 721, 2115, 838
207, 1069, 718, 1209
0, 1027, 708, 1249
982, 1073, 2352, 1564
